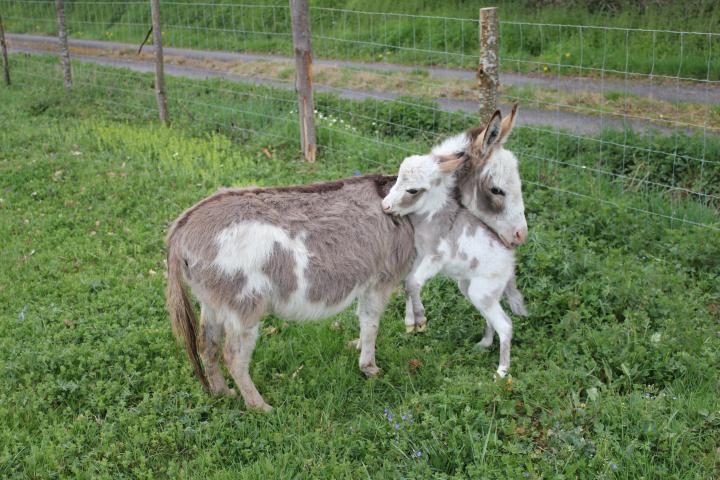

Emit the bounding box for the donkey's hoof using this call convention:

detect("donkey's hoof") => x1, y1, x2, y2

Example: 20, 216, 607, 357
475, 339, 493, 349
347, 338, 361, 350
246, 400, 273, 413
416, 321, 427, 332
211, 386, 237, 397
405, 324, 416, 333
494, 369, 509, 380
361, 364, 381, 377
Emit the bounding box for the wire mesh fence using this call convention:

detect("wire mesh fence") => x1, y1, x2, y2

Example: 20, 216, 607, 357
1, 0, 718, 230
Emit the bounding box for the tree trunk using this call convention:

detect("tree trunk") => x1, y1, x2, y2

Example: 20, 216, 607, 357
289, 0, 316, 162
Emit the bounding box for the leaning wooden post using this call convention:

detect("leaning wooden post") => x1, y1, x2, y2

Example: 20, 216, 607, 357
0, 13, 10, 86
478, 7, 499, 124
55, 0, 72, 90
150, 0, 169, 125
289, 0, 316, 162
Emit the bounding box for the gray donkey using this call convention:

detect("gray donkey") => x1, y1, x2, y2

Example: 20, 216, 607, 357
165, 111, 525, 411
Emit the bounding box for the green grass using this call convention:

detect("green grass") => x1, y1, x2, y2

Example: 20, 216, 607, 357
2, 0, 720, 80
1, 56, 719, 478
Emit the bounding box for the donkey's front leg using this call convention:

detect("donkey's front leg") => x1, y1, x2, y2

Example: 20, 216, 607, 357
356, 285, 393, 377
404, 257, 441, 333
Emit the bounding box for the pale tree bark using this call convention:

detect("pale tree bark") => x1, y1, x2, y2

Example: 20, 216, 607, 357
55, 0, 72, 90
289, 0, 316, 162
478, 7, 499, 124
150, 0, 169, 125
0, 13, 10, 86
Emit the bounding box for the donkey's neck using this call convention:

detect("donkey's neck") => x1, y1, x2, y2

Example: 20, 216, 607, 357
409, 183, 461, 241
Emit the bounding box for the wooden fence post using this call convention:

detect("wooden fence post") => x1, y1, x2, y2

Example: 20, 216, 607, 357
150, 0, 169, 125
0, 13, 10, 86
289, 0, 316, 162
478, 7, 499, 124
55, 0, 72, 90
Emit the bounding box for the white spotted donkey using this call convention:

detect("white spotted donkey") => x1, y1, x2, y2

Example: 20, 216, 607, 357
382, 105, 528, 378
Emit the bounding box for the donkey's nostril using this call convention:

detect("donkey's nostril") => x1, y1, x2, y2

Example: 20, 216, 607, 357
514, 226, 528, 244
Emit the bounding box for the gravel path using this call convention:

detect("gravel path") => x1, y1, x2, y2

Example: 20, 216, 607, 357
10, 33, 719, 105
9, 33, 713, 135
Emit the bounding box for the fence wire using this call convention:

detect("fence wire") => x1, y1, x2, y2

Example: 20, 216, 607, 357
1, 0, 718, 230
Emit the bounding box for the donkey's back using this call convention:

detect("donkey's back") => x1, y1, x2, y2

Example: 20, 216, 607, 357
165, 175, 414, 411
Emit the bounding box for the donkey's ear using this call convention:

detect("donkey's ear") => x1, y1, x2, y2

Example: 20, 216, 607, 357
498, 103, 518, 144
437, 154, 463, 173
470, 110, 502, 158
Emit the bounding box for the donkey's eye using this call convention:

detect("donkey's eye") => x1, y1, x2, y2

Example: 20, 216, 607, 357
406, 189, 420, 195
490, 187, 505, 196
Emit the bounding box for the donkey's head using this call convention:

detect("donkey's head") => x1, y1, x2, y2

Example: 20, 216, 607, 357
380, 151, 461, 218
456, 105, 527, 247
382, 105, 527, 248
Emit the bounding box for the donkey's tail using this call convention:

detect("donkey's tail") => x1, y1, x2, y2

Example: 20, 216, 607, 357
504, 272, 528, 317
165, 242, 209, 390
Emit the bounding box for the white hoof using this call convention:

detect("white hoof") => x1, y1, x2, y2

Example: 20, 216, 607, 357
347, 339, 361, 350
405, 324, 416, 333
416, 321, 427, 332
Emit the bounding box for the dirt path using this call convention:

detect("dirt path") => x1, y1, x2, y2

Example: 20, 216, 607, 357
8, 33, 713, 135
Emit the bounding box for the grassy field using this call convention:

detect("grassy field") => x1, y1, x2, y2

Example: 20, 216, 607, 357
1, 56, 719, 478
2, 0, 719, 80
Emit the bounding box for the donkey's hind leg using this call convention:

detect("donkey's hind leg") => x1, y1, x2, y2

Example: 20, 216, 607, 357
198, 304, 236, 397
356, 284, 393, 377
223, 306, 271, 412
459, 280, 494, 348
403, 283, 416, 333
466, 279, 513, 378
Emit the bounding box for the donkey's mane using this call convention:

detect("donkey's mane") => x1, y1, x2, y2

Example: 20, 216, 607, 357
431, 132, 469, 158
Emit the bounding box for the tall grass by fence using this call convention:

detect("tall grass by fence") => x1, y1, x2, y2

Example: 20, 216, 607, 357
1, 0, 719, 230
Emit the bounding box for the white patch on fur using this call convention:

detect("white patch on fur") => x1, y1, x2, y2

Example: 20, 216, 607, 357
213, 222, 304, 297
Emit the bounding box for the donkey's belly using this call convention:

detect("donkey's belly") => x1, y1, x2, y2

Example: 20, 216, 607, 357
269, 285, 363, 321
